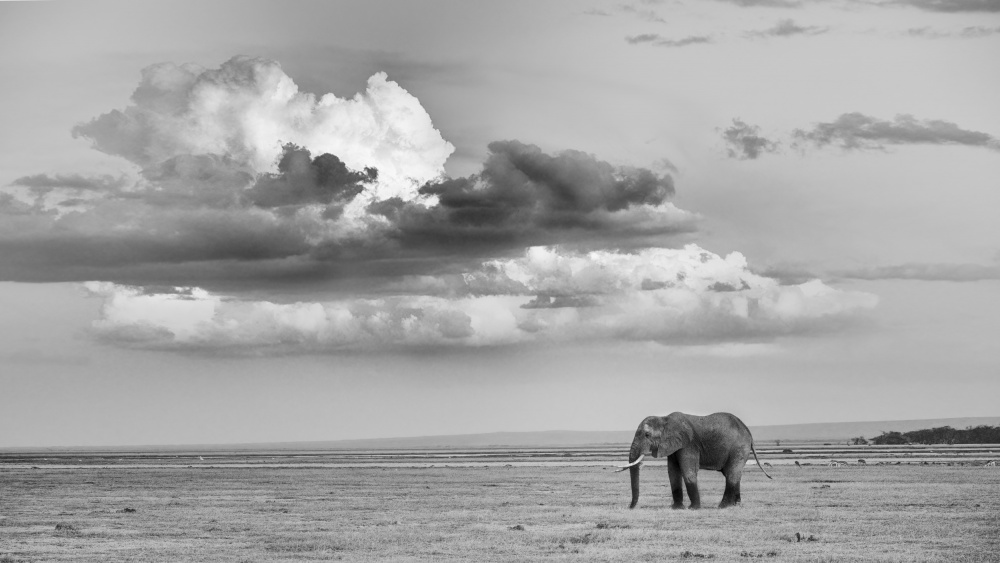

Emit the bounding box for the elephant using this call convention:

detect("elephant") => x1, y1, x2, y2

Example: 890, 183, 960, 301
617, 412, 771, 509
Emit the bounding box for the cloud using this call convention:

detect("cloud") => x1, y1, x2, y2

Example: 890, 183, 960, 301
626, 33, 663, 44
10, 173, 129, 193
84, 245, 878, 353
721, 119, 780, 159
625, 34, 713, 47
0, 140, 693, 286
891, 0, 1000, 12
715, 0, 999, 11
753, 264, 823, 286
907, 25, 1000, 37
390, 140, 689, 250
838, 263, 1000, 281
71, 55, 454, 203
5, 54, 881, 354
713, 0, 803, 7
244, 144, 376, 211
620, 4, 667, 23
793, 113, 1000, 152
0, 57, 694, 288
750, 19, 828, 37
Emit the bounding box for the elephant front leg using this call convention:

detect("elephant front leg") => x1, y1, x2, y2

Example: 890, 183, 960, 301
679, 453, 701, 509
668, 454, 684, 509
684, 478, 701, 509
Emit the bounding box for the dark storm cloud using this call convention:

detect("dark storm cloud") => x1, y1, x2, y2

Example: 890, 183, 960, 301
625, 34, 713, 47
750, 19, 828, 37
721, 119, 780, 160
0, 139, 692, 288
366, 140, 689, 254
793, 113, 1000, 151
838, 263, 1000, 281
245, 144, 376, 210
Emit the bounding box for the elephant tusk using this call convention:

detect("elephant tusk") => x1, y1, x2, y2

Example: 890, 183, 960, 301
615, 454, 644, 472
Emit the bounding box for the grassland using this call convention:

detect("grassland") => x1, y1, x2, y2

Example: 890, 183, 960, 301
2, 460, 998, 562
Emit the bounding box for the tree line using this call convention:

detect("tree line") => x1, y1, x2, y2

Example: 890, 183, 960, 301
867, 425, 1000, 445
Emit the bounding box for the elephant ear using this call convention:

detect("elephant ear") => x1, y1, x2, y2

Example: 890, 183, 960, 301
661, 415, 695, 455
661, 435, 687, 455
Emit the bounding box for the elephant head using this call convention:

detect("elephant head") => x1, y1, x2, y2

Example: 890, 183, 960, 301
618, 415, 692, 509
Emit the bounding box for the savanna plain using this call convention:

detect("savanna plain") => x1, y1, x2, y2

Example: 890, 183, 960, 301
2, 453, 999, 562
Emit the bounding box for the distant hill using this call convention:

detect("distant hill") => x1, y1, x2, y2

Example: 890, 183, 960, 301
749, 417, 1000, 442
6, 416, 998, 452
244, 416, 1000, 450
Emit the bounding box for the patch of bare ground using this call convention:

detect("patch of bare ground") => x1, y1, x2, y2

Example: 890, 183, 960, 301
0, 464, 997, 561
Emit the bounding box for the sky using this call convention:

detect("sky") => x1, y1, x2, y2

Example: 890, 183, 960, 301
0, 0, 998, 448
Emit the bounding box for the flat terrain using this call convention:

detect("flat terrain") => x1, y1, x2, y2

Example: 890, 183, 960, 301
2, 454, 999, 562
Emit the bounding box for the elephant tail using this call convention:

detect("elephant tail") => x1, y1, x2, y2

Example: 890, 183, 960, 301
751, 442, 773, 479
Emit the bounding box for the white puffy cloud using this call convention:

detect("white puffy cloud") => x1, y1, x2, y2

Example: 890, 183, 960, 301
72, 56, 454, 204
83, 245, 877, 353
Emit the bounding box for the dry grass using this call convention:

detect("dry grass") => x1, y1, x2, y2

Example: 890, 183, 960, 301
1, 463, 998, 561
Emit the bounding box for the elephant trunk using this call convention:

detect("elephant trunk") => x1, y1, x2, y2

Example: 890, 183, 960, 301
629, 440, 641, 509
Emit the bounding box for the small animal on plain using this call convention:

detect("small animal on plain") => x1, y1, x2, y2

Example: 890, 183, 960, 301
794, 461, 802, 468
985, 460, 997, 467
763, 462, 772, 467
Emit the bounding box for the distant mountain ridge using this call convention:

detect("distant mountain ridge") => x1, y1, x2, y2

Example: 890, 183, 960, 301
248, 416, 1000, 450
6, 417, 998, 451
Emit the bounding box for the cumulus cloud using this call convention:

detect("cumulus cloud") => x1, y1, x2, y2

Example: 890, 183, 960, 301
625, 34, 713, 47
721, 119, 780, 159
5, 54, 881, 354
793, 113, 1000, 152
71, 55, 454, 203
84, 245, 878, 353
0, 57, 694, 288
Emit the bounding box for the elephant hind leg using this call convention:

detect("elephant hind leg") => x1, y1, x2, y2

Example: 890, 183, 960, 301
720, 479, 737, 508
719, 460, 745, 509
